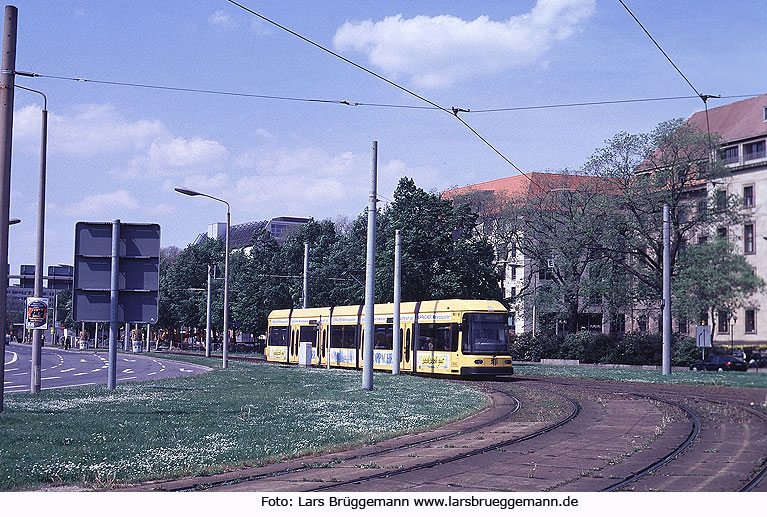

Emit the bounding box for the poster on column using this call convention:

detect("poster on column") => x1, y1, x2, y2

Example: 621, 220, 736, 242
25, 297, 49, 330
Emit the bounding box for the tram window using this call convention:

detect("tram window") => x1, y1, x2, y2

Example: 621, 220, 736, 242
373, 324, 393, 350
399, 328, 404, 359
299, 326, 317, 346
418, 323, 458, 351
405, 329, 411, 362
268, 326, 288, 347
330, 325, 357, 348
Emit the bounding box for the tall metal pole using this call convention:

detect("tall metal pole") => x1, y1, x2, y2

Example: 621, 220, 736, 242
302, 242, 309, 309
662, 204, 671, 375
205, 263, 212, 358
362, 141, 377, 390
30, 100, 47, 393
392, 229, 401, 375
0, 5, 18, 413
108, 220, 120, 390
222, 208, 230, 368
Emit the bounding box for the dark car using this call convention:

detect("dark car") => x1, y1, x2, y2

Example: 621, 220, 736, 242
689, 354, 748, 372
746, 350, 767, 368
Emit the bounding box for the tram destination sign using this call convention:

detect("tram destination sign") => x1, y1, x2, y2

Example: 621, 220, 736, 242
73, 221, 160, 323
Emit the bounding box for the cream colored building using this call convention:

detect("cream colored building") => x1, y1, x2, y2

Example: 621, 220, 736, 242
688, 94, 767, 348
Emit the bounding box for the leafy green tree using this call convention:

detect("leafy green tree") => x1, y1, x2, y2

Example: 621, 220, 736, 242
672, 238, 764, 332
584, 118, 746, 300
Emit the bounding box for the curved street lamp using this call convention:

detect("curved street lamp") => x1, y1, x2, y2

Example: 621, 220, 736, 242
174, 187, 230, 368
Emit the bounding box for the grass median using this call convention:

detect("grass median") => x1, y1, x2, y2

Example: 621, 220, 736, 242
0, 357, 489, 491
514, 363, 767, 389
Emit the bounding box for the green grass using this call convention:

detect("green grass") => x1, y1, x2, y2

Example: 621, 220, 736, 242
514, 363, 767, 389
0, 358, 489, 491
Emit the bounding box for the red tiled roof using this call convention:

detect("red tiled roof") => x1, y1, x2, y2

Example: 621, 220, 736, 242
443, 172, 611, 200
687, 93, 767, 144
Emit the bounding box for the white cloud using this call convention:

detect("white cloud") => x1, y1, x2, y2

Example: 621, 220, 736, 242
333, 0, 596, 88
230, 147, 443, 219
148, 137, 228, 170
13, 103, 165, 156
63, 190, 139, 218
209, 10, 237, 29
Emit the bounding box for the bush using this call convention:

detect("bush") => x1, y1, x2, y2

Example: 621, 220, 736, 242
672, 336, 699, 366
560, 332, 616, 363
508, 333, 563, 362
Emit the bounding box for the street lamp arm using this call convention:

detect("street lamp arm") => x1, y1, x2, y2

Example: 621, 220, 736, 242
174, 187, 229, 211
15, 84, 46, 110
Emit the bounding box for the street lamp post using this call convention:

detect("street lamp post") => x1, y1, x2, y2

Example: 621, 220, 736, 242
175, 187, 230, 368
16, 84, 47, 393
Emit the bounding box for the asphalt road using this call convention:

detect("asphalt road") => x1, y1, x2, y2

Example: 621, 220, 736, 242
3, 343, 211, 393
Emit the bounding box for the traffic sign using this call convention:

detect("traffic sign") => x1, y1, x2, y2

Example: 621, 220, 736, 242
696, 325, 711, 348
73, 222, 160, 323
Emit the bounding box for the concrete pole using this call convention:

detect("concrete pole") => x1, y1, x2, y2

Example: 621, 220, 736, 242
302, 242, 309, 309
362, 141, 377, 390
205, 263, 212, 358
30, 103, 47, 394
662, 204, 672, 375
392, 229, 401, 375
222, 208, 230, 368
108, 220, 120, 390
0, 5, 18, 413
146, 323, 150, 352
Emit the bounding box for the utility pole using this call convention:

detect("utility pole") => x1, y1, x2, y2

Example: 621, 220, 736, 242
205, 263, 212, 357
392, 229, 401, 375
108, 220, 120, 390
302, 242, 309, 309
30, 90, 47, 394
362, 141, 377, 391
662, 204, 671, 375
0, 5, 18, 413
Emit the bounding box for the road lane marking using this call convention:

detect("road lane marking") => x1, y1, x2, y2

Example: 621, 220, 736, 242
147, 372, 157, 376
73, 372, 88, 376
42, 376, 61, 380
4, 351, 18, 366
91, 369, 102, 372
122, 369, 134, 374
60, 368, 75, 373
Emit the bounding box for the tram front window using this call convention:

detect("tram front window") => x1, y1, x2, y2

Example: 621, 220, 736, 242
462, 313, 508, 355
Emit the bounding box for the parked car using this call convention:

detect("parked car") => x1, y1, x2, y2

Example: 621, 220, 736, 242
746, 350, 767, 368
689, 354, 748, 372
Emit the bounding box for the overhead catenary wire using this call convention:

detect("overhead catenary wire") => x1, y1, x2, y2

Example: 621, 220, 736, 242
20, 71, 754, 114
618, 0, 719, 155
224, 0, 541, 188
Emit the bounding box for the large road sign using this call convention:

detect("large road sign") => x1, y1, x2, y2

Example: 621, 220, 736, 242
73, 222, 160, 323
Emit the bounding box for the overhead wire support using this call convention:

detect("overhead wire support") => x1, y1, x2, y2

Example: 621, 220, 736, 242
618, 0, 720, 158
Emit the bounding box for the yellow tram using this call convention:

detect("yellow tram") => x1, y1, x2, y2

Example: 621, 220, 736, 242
266, 299, 513, 376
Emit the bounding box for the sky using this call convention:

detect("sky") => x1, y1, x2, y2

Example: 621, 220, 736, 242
4, 0, 767, 274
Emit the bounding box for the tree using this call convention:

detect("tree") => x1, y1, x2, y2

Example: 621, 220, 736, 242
672, 238, 764, 333
584, 119, 746, 301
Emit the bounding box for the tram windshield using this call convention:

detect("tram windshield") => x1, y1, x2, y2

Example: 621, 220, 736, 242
462, 313, 508, 355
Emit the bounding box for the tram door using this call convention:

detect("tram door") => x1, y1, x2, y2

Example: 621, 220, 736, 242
401, 324, 414, 372
299, 325, 318, 365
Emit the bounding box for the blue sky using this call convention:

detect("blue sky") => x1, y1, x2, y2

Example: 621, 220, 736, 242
6, 0, 767, 272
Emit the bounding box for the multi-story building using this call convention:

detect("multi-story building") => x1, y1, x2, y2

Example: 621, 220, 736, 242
689, 94, 767, 347
193, 216, 311, 253
445, 94, 767, 347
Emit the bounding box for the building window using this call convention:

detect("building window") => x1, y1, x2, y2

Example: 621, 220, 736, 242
715, 190, 727, 210
678, 319, 688, 334
717, 310, 729, 334
717, 227, 728, 239
744, 223, 755, 254
510, 265, 517, 280
697, 199, 707, 221
744, 140, 766, 161
744, 185, 755, 207
638, 315, 648, 333
745, 309, 756, 334
720, 146, 739, 164
698, 235, 708, 244
612, 314, 626, 334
